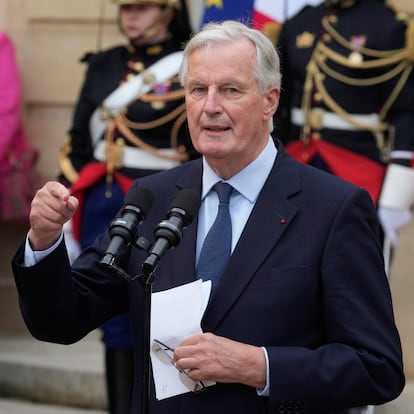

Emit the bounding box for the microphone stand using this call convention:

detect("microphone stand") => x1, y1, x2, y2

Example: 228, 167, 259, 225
100, 190, 199, 414
135, 218, 188, 412
100, 235, 154, 414
137, 257, 157, 414
101, 236, 159, 414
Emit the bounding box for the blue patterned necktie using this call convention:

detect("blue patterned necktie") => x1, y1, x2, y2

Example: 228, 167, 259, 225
197, 182, 233, 290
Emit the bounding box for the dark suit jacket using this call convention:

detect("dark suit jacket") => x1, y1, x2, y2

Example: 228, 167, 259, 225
12, 144, 404, 414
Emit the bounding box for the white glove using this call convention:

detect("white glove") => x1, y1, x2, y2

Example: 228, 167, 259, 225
378, 207, 411, 247
63, 220, 81, 264
378, 162, 414, 247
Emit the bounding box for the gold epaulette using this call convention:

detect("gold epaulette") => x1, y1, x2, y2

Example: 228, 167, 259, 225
262, 22, 282, 47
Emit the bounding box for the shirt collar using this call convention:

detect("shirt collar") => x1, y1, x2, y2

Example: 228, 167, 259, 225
201, 137, 277, 202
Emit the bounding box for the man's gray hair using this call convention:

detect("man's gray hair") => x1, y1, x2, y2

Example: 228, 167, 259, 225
179, 20, 281, 93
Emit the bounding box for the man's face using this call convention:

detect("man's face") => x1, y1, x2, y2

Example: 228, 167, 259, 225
184, 38, 279, 178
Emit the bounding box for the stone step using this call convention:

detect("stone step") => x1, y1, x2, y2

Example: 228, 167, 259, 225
0, 398, 106, 414
0, 331, 107, 411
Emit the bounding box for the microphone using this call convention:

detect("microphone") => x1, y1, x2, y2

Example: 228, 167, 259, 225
142, 188, 201, 274
100, 186, 154, 269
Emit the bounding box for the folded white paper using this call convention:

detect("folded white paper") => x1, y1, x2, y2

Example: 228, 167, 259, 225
150, 279, 215, 400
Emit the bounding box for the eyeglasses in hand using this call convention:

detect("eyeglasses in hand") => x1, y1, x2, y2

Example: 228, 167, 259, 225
152, 339, 206, 393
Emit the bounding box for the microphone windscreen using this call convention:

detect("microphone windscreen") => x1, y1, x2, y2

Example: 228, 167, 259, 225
170, 188, 201, 223
124, 186, 154, 216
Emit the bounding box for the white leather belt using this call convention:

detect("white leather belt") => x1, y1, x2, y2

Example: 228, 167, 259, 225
94, 141, 181, 171
291, 107, 381, 131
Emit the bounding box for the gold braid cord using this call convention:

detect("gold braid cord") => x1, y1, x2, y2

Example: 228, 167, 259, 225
101, 104, 189, 196
114, 97, 189, 162
301, 15, 414, 160
60, 90, 188, 196
119, 101, 186, 131
407, 22, 414, 62
114, 112, 189, 163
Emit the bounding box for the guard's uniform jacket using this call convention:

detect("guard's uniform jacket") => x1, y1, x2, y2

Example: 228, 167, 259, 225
59, 38, 198, 241
274, 0, 414, 204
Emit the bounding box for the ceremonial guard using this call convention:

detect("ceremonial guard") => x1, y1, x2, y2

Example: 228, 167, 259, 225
275, 0, 414, 253
58, 1, 197, 413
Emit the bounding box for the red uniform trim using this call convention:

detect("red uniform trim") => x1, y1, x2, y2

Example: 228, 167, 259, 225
286, 138, 386, 205
70, 162, 134, 241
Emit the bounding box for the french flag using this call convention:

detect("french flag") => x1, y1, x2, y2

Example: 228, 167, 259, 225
252, 0, 323, 28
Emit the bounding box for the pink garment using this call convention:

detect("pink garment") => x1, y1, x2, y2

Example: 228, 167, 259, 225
0, 32, 43, 221
0, 31, 28, 169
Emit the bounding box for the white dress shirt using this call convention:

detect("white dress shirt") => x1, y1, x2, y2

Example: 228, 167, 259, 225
197, 136, 277, 263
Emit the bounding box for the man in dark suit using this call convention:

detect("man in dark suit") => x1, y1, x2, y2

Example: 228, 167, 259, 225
12, 21, 404, 414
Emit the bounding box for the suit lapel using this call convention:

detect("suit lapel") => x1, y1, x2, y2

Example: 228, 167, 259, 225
202, 148, 303, 332
168, 161, 203, 288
